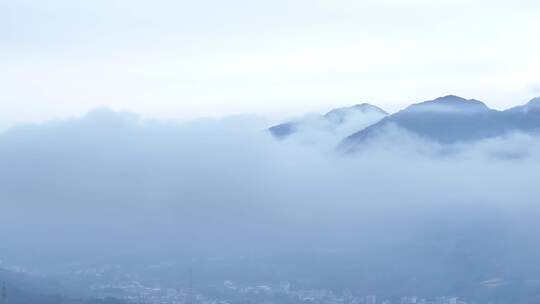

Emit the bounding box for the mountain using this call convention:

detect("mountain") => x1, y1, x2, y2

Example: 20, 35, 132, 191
339, 95, 540, 151
506, 96, 540, 114
323, 103, 388, 123
268, 103, 388, 143
502, 97, 540, 131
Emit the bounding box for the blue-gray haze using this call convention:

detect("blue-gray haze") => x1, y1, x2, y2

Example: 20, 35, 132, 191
1, 100, 540, 301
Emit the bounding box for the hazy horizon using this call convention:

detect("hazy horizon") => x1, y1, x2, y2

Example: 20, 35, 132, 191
2, 94, 540, 133
2, 0, 540, 130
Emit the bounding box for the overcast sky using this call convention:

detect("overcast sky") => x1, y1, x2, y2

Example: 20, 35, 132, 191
1, 0, 540, 129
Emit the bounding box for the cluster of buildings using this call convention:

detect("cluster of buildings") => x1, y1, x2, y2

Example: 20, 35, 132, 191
93, 279, 475, 304
219, 280, 472, 304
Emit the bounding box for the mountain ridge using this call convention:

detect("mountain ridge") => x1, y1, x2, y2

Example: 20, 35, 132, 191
339, 95, 540, 151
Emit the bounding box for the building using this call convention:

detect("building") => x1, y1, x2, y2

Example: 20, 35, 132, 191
366, 295, 377, 304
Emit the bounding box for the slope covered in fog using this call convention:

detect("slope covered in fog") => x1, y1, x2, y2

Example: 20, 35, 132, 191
268, 103, 387, 147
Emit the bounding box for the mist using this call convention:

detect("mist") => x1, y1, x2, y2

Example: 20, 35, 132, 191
1, 108, 540, 299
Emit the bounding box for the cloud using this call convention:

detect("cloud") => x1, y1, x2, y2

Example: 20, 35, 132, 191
0, 109, 539, 297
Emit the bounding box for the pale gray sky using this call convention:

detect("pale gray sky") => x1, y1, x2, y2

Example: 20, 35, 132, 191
1, 0, 540, 129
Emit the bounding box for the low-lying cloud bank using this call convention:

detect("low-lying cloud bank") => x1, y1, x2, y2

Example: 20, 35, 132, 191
1, 108, 540, 298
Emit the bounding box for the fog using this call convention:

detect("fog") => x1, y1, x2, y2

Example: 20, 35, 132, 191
1, 108, 539, 296
277, 112, 387, 151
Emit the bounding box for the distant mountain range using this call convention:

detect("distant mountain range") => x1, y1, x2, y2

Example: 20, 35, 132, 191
268, 95, 540, 151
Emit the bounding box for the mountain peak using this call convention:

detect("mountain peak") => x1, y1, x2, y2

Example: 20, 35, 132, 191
353, 103, 388, 114
406, 95, 489, 113
323, 103, 387, 124
434, 94, 468, 101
